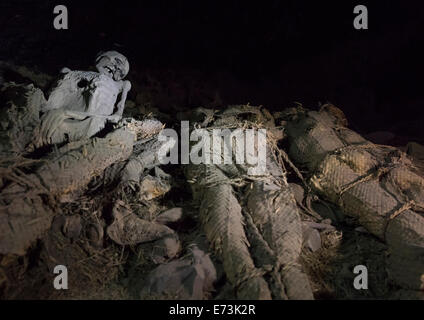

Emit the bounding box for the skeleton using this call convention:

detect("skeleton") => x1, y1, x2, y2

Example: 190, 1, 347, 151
33, 51, 132, 147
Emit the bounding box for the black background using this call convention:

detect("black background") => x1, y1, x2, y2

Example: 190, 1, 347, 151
0, 0, 423, 141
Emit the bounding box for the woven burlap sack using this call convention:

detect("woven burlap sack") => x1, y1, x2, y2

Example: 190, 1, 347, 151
283, 105, 424, 292
186, 163, 272, 300
247, 179, 314, 300
0, 126, 135, 255
185, 105, 313, 299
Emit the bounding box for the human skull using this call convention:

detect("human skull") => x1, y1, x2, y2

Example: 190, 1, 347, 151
95, 51, 130, 81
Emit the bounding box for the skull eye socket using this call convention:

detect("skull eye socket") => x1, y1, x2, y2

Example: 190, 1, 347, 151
115, 58, 123, 65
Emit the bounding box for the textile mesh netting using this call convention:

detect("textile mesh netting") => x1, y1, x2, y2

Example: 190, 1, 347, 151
281, 105, 424, 293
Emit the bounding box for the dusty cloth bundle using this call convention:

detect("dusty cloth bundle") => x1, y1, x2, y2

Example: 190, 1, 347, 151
0, 82, 172, 255
0, 83, 44, 155
185, 105, 314, 299
0, 117, 174, 256
281, 105, 424, 295
0, 125, 136, 255
140, 246, 217, 300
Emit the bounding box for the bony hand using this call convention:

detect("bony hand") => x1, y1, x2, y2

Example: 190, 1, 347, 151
107, 114, 122, 124
116, 101, 125, 111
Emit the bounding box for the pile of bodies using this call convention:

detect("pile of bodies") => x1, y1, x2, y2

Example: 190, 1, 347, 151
0, 54, 422, 299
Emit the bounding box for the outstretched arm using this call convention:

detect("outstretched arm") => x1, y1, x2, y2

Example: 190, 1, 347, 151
107, 80, 131, 124
116, 80, 132, 115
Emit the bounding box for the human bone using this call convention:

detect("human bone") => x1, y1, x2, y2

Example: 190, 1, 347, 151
95, 50, 130, 81
33, 51, 132, 148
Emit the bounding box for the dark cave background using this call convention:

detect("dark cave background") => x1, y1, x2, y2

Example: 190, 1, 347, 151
0, 0, 423, 143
